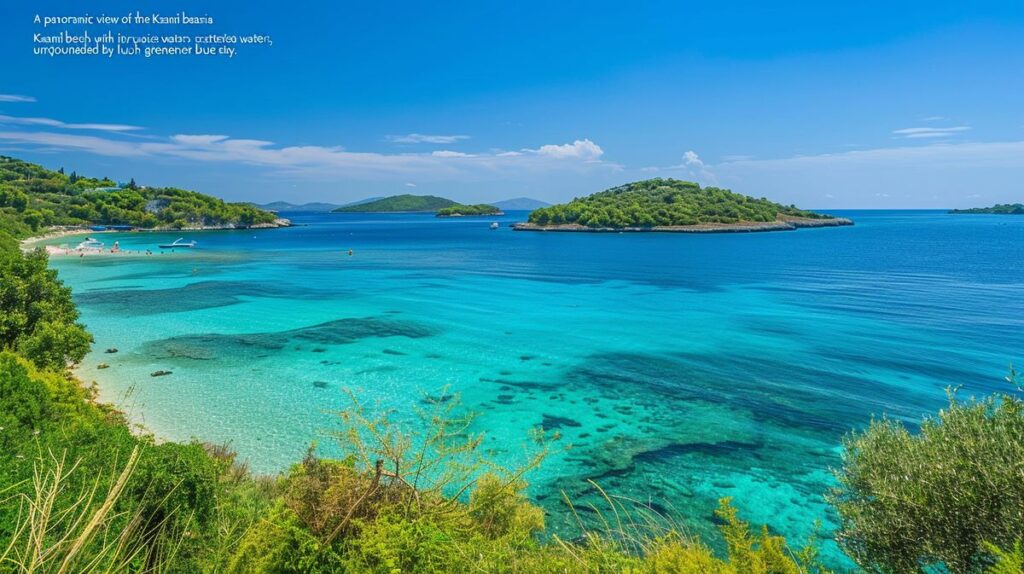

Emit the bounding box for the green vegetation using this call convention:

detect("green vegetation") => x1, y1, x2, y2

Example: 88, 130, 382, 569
949, 204, 1024, 215
528, 179, 833, 228
830, 373, 1024, 573
0, 156, 277, 237
332, 194, 458, 213
436, 203, 503, 217
0, 245, 91, 370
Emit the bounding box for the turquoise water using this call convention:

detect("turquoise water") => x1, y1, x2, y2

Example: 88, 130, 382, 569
46, 210, 1024, 564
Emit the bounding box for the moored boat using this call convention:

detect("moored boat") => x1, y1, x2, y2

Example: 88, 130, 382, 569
75, 238, 104, 250
159, 238, 197, 249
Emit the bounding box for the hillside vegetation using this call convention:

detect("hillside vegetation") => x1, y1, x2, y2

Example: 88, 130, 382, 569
436, 203, 503, 217
950, 204, 1024, 214
332, 194, 457, 212
528, 179, 833, 228
0, 156, 277, 237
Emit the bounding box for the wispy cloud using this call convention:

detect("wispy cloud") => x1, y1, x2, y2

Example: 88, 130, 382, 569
892, 126, 970, 139
0, 94, 36, 103
0, 114, 142, 132
714, 140, 1024, 207
387, 133, 470, 144
0, 128, 613, 180
719, 140, 1024, 169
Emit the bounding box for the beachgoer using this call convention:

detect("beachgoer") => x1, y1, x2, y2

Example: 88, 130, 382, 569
348, 249, 354, 256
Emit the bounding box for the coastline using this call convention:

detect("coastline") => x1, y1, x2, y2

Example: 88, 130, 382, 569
436, 211, 505, 218
20, 218, 292, 252
512, 216, 854, 234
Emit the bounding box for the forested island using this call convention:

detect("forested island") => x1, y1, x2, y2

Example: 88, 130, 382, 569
515, 179, 851, 233
331, 194, 457, 213
0, 156, 282, 236
436, 203, 504, 217
949, 204, 1024, 214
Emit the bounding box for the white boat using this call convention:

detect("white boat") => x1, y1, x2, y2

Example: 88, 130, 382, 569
490, 222, 499, 229
75, 238, 104, 250
159, 238, 196, 249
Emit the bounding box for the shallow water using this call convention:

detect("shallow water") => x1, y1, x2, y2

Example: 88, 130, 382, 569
46, 210, 1024, 565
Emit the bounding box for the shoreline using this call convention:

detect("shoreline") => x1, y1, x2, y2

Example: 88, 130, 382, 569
511, 216, 854, 234
20, 218, 292, 252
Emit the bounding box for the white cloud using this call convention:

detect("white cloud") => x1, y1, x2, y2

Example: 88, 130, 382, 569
0, 94, 36, 103
892, 126, 970, 139
0, 128, 612, 181
0, 131, 147, 157
0, 114, 141, 132
405, 182, 417, 187
529, 138, 603, 160
719, 140, 1024, 169
170, 134, 230, 145
714, 140, 1024, 208
387, 133, 470, 144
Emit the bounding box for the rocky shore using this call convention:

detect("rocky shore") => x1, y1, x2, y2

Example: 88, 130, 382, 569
512, 216, 853, 234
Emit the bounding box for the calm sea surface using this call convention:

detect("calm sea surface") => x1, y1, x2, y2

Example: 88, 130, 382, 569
45, 210, 1024, 564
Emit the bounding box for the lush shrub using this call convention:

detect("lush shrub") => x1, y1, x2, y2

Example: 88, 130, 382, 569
830, 390, 1024, 573
0, 247, 92, 370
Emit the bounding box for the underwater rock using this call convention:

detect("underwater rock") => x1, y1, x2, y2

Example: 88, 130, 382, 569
382, 349, 407, 356
105, 348, 118, 353
312, 381, 329, 389
150, 370, 172, 377
97, 363, 110, 369
540, 413, 583, 430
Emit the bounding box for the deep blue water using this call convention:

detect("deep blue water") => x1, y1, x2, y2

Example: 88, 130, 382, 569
45, 209, 1024, 566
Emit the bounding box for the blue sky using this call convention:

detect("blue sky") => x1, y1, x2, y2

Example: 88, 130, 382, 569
2, 1, 1023, 207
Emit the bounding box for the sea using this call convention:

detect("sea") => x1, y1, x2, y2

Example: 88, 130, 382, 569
44, 210, 1024, 566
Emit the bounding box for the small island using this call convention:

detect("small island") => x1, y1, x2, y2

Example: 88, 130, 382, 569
436, 204, 504, 217
331, 194, 457, 213
514, 179, 851, 233
949, 204, 1024, 215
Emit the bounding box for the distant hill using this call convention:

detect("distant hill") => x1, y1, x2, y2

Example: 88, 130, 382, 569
949, 203, 1024, 214
258, 201, 341, 212
332, 194, 457, 213
489, 197, 550, 210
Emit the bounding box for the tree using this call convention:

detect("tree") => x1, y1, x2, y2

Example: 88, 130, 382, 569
830, 384, 1024, 573
0, 247, 92, 369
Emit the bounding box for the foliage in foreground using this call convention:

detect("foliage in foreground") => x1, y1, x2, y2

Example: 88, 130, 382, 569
0, 243, 91, 370
527, 179, 833, 228
830, 376, 1024, 574
0, 346, 833, 573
